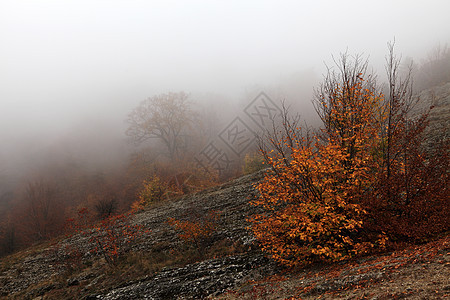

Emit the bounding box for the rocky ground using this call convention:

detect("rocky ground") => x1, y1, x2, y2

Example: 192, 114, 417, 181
217, 235, 450, 299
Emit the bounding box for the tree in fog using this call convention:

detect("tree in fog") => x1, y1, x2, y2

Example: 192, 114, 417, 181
126, 92, 195, 160
0, 216, 16, 256
22, 180, 62, 241
404, 44, 450, 92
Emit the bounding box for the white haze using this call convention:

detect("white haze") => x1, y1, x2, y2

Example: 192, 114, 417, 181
0, 0, 449, 184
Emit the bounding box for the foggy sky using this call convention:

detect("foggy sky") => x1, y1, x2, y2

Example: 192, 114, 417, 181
1, 0, 449, 162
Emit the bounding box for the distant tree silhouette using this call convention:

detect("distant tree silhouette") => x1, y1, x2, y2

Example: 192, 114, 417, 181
126, 92, 195, 160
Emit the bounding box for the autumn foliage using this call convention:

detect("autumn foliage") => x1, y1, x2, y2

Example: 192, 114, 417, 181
251, 75, 387, 267
250, 51, 449, 267
131, 175, 167, 211
168, 211, 218, 255
89, 213, 147, 265
64, 208, 148, 266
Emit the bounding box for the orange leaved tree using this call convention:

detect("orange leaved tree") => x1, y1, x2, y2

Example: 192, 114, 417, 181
250, 54, 388, 267
250, 48, 449, 268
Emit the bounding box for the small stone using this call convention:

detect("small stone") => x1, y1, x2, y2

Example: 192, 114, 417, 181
67, 278, 80, 286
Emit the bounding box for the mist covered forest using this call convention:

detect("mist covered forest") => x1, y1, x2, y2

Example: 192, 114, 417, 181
0, 1, 449, 261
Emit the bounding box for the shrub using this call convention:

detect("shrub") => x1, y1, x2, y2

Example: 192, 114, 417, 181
168, 211, 219, 256
62, 208, 148, 266
131, 175, 166, 211
88, 213, 147, 265
94, 198, 118, 219
242, 152, 265, 175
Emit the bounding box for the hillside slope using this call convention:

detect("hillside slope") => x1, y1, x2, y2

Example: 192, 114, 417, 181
0, 171, 281, 299
1, 168, 448, 299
